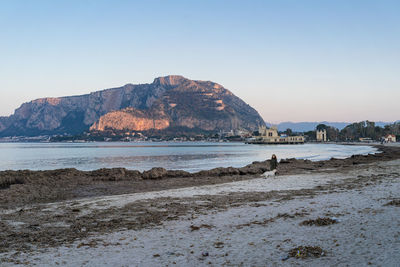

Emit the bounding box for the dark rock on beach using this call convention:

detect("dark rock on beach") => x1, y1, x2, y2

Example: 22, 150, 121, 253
142, 167, 168, 179
90, 168, 142, 181
288, 245, 325, 259
300, 217, 339, 226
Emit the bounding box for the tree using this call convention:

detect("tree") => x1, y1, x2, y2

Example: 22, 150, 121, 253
338, 120, 396, 141
326, 126, 339, 141
285, 128, 293, 136
304, 130, 316, 141
316, 124, 327, 131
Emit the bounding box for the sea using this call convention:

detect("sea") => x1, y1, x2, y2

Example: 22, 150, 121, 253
0, 142, 378, 172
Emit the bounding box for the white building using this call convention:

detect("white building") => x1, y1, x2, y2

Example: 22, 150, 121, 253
316, 129, 327, 142
383, 134, 396, 143
249, 126, 304, 144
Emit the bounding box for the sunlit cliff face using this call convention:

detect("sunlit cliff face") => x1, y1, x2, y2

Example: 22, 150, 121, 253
90, 108, 170, 132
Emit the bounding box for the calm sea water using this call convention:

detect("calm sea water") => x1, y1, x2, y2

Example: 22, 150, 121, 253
0, 142, 378, 172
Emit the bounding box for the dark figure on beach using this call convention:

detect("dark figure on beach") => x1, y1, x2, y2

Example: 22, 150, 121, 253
270, 154, 278, 171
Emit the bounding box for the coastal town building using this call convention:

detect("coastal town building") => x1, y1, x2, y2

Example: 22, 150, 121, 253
383, 134, 396, 143
220, 129, 252, 138
248, 126, 304, 144
316, 129, 327, 142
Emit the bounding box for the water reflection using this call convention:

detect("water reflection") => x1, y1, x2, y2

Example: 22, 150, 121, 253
0, 142, 378, 172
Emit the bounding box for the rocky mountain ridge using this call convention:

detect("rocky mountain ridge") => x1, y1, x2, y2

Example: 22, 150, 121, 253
0, 76, 265, 137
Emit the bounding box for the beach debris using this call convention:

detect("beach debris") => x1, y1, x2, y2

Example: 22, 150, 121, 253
142, 168, 192, 179
300, 217, 339, 226
195, 167, 241, 177
190, 224, 213, 231
153, 254, 160, 257
76, 240, 97, 248
202, 252, 209, 257
384, 199, 400, 207
288, 246, 325, 259
142, 167, 168, 179
235, 212, 309, 229
276, 212, 309, 219
27, 223, 40, 231
165, 170, 192, 178
90, 168, 141, 181
235, 218, 275, 229
0, 174, 25, 189
190, 225, 200, 231
281, 255, 290, 261
238, 164, 268, 175
277, 213, 296, 219
214, 241, 224, 248
101, 241, 121, 247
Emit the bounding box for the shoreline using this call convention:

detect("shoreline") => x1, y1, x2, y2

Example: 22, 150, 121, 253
1, 145, 399, 209
0, 142, 379, 173
0, 144, 399, 265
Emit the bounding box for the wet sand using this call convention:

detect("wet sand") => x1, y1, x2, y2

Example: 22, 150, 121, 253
0, 144, 400, 266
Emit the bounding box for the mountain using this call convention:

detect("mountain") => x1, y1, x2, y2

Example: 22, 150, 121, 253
266, 121, 394, 132
0, 75, 265, 137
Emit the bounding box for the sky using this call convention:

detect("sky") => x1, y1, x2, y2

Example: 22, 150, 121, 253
0, 0, 399, 123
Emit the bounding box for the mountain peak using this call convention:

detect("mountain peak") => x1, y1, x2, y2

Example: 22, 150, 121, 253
153, 75, 189, 86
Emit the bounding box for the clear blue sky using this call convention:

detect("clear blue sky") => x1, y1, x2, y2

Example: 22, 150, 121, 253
1, 0, 399, 123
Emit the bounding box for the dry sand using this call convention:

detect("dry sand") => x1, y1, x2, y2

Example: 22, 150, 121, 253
0, 144, 400, 266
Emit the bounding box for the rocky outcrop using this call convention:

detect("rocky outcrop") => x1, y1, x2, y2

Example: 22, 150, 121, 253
0, 75, 265, 136
142, 167, 168, 179
90, 107, 170, 132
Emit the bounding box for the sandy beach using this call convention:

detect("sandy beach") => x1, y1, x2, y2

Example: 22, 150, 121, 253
1, 144, 400, 266
2, 1, 399, 265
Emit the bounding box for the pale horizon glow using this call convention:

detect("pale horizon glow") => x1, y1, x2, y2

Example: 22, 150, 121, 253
1, 0, 399, 123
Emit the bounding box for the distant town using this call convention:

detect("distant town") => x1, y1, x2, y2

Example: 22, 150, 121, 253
1, 120, 398, 144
